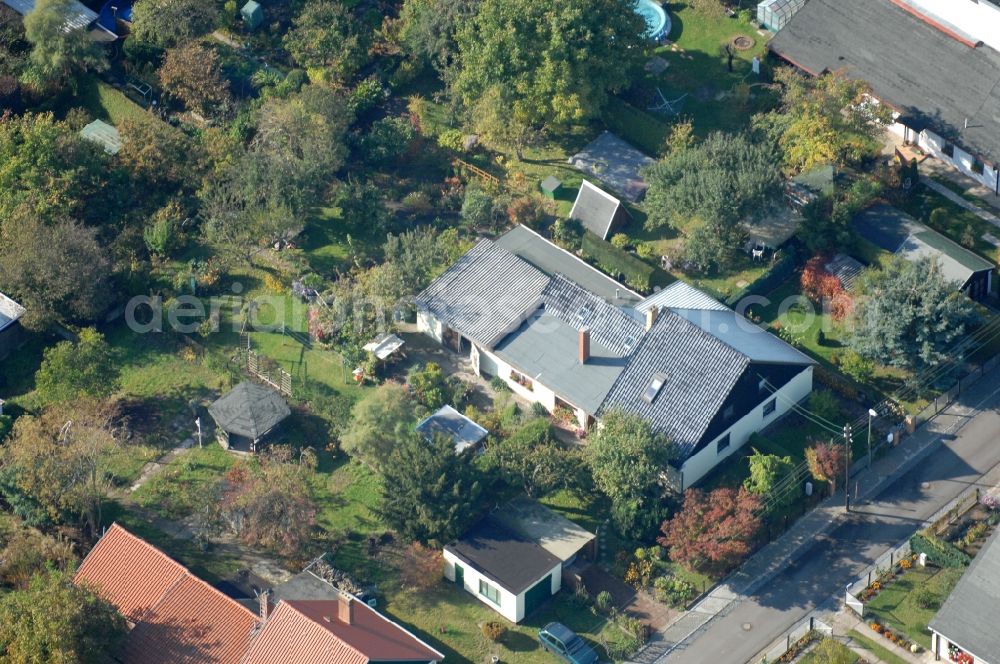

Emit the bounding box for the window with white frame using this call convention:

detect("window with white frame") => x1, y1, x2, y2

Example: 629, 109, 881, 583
716, 433, 731, 454
763, 399, 776, 417
479, 579, 501, 605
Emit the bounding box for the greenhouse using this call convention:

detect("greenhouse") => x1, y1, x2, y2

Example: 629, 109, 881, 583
757, 0, 806, 32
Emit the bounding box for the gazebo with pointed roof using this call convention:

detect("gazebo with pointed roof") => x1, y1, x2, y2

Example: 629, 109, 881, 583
208, 381, 290, 454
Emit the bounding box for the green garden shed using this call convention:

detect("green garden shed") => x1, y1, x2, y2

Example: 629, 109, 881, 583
540, 175, 562, 200
241, 0, 263, 30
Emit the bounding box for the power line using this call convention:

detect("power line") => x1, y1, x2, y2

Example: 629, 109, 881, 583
758, 375, 845, 435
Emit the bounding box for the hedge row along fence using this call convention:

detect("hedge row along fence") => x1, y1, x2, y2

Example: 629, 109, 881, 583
581, 231, 658, 293
724, 240, 807, 308
602, 97, 669, 158
910, 532, 971, 568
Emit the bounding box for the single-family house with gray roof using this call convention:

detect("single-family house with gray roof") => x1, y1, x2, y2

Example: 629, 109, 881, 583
929, 527, 1000, 664
0, 292, 26, 361
416, 230, 813, 486
852, 205, 994, 300
568, 180, 631, 240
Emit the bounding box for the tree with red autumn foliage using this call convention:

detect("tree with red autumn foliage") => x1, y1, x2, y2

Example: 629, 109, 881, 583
398, 542, 444, 591
800, 255, 853, 321
658, 487, 763, 575
805, 441, 846, 493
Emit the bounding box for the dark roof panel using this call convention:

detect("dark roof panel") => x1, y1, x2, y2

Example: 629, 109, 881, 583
208, 381, 291, 440
445, 517, 560, 595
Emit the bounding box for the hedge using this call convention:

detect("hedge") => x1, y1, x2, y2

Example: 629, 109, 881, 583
602, 97, 669, 157
910, 532, 971, 568
581, 231, 655, 293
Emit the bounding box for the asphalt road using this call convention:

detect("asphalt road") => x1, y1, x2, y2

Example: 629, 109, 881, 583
663, 376, 1000, 664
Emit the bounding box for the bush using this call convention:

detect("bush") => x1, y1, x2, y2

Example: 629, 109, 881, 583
552, 218, 584, 251
481, 621, 506, 642
911, 532, 971, 568
914, 587, 938, 610
636, 241, 658, 261
840, 350, 875, 384
531, 401, 549, 418
611, 233, 631, 250
581, 232, 655, 292
596, 590, 613, 611
489, 375, 509, 392
808, 390, 842, 424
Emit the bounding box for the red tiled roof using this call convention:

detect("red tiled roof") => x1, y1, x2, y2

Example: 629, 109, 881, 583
74, 524, 188, 622
74, 524, 259, 664
241, 599, 444, 664
120, 574, 259, 664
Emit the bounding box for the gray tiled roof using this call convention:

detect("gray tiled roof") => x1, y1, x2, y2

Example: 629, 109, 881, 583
769, 0, 1000, 165
541, 275, 644, 356
414, 240, 550, 348
599, 311, 750, 457
929, 528, 1000, 663
671, 309, 816, 366
208, 381, 290, 441
635, 281, 728, 314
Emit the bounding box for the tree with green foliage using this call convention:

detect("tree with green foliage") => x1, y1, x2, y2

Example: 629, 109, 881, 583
798, 177, 884, 254
378, 430, 483, 544
850, 256, 979, 371
0, 212, 113, 330
453, 0, 644, 141
0, 527, 76, 590
22, 0, 107, 90
341, 383, 416, 470
482, 418, 587, 498
0, 401, 121, 534
587, 410, 677, 539
643, 131, 781, 272
757, 68, 893, 172
130, 0, 218, 48
35, 329, 118, 404
336, 179, 391, 235
0, 568, 126, 663
158, 42, 232, 117
396, 0, 478, 73
283, 0, 367, 82
359, 116, 416, 165
743, 448, 796, 506
406, 362, 449, 410
461, 185, 506, 231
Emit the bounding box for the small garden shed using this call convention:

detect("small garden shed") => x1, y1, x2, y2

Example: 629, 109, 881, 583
240, 0, 262, 30
208, 381, 290, 454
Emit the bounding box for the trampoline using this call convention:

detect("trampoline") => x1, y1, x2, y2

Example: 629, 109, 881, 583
635, 0, 670, 40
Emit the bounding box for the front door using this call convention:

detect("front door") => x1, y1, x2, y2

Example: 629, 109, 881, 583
454, 563, 464, 589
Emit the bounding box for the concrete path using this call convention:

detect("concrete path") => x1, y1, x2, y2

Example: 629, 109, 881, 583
920, 176, 1000, 231
631, 369, 1000, 664
128, 436, 196, 493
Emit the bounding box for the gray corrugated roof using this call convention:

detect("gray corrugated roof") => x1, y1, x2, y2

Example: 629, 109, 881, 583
541, 275, 644, 356
415, 239, 550, 348
569, 180, 623, 240
208, 381, 290, 440
824, 254, 866, 291
0, 292, 25, 334
2, 0, 97, 31
769, 0, 1000, 165
495, 225, 641, 305
636, 281, 728, 314
445, 517, 560, 595
599, 311, 750, 456
493, 313, 627, 414
79, 120, 121, 155
415, 405, 489, 454
671, 309, 817, 366
929, 528, 1000, 663
852, 205, 994, 286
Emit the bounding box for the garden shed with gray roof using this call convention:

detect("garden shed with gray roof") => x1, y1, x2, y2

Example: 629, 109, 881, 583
568, 180, 631, 240
208, 381, 291, 454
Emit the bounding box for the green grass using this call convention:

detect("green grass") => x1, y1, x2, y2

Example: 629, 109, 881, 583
799, 638, 859, 664
313, 456, 381, 534
603, 97, 670, 157
848, 630, 911, 664
133, 445, 237, 520
76, 76, 164, 129
864, 566, 963, 649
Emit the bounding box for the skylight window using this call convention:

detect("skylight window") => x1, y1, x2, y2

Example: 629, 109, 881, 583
623, 335, 638, 350
642, 373, 667, 404
577, 306, 592, 322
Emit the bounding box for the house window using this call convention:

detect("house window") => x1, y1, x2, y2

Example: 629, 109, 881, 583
642, 373, 667, 404
972, 158, 985, 175
723, 405, 735, 421
763, 399, 777, 417
716, 434, 731, 455
510, 370, 533, 391
943, 143, 955, 158
758, 377, 769, 394
479, 579, 501, 605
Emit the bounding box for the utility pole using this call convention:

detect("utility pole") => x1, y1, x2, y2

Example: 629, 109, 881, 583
844, 423, 853, 512
867, 408, 878, 469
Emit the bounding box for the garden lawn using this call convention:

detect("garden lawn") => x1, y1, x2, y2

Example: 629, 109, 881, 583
385, 582, 615, 664
799, 638, 858, 664
864, 566, 963, 650
901, 180, 1000, 265
75, 76, 167, 130
132, 445, 237, 521
848, 630, 910, 664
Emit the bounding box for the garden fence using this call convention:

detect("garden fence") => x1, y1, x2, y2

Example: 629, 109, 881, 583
754, 614, 832, 664
912, 354, 1000, 428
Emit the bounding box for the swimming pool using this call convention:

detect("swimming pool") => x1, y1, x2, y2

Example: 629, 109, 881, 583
635, 0, 670, 40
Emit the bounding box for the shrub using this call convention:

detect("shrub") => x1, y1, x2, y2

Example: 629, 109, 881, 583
400, 191, 433, 214
910, 532, 971, 568
581, 232, 655, 292
596, 590, 613, 611
530, 401, 549, 418
437, 128, 465, 152
914, 587, 938, 610
611, 233, 631, 250
489, 375, 509, 392
481, 621, 506, 642
808, 390, 842, 424
840, 350, 875, 384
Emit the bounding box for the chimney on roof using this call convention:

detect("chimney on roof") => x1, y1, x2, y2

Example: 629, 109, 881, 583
645, 306, 659, 331
579, 327, 591, 364
257, 589, 270, 622
337, 591, 355, 625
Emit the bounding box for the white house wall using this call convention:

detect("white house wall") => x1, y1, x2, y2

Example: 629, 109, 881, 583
478, 347, 589, 428
442, 549, 561, 623
931, 631, 991, 664
417, 309, 444, 344
680, 366, 814, 488
887, 118, 999, 193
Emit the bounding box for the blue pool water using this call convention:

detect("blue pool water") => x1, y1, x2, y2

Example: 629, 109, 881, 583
635, 0, 669, 40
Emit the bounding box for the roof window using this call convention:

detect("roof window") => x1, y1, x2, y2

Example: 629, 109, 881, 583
642, 373, 667, 404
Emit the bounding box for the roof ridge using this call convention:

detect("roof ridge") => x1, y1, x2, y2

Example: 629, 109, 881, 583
277, 599, 368, 661
579, 179, 622, 205
175, 570, 261, 621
